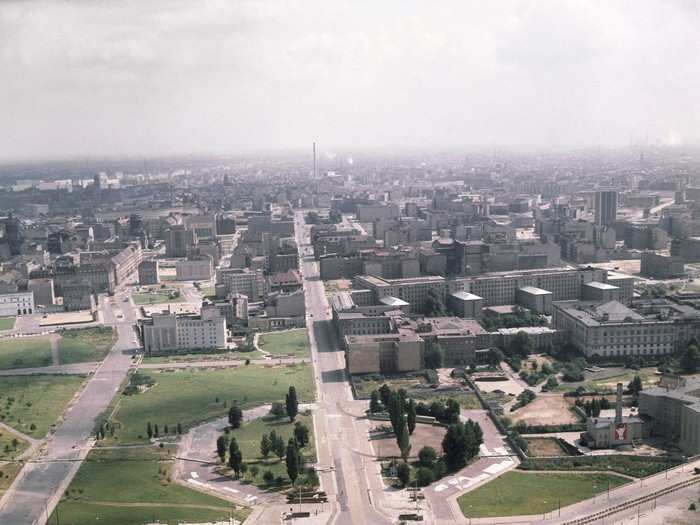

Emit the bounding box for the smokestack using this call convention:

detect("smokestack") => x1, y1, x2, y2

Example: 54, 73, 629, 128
313, 142, 316, 178
615, 382, 623, 424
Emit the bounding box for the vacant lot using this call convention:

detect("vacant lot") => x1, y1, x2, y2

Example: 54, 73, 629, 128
585, 367, 660, 392
369, 421, 447, 459
0, 336, 52, 370
111, 364, 314, 443
458, 471, 628, 518
58, 327, 116, 364
0, 317, 15, 331
511, 394, 580, 426
52, 446, 247, 525
524, 437, 571, 457
473, 376, 524, 397
258, 329, 310, 358
0, 374, 86, 438
0, 427, 29, 460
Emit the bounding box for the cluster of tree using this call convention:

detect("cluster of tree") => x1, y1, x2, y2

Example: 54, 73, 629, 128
123, 372, 155, 396
561, 359, 587, 382
415, 398, 461, 425
510, 389, 536, 412
146, 421, 182, 439
681, 342, 700, 373
422, 288, 447, 317
518, 360, 556, 387
424, 344, 445, 369
95, 420, 115, 441
627, 375, 643, 404
441, 419, 483, 471
386, 389, 415, 461
542, 376, 559, 392
575, 397, 611, 417
259, 430, 287, 459
480, 307, 547, 332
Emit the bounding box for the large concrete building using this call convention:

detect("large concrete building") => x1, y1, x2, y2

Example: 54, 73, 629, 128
215, 268, 266, 301
640, 251, 685, 279
140, 308, 226, 355
595, 190, 618, 227
639, 376, 700, 455
175, 255, 213, 281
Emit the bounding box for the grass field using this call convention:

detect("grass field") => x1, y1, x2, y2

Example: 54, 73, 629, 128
143, 348, 265, 363
132, 292, 182, 305
223, 413, 316, 487
0, 427, 29, 460
458, 471, 629, 518
111, 364, 314, 443
258, 329, 310, 358
0, 374, 86, 438
58, 327, 116, 365
0, 317, 15, 331
51, 446, 248, 525
0, 336, 52, 370
0, 461, 22, 499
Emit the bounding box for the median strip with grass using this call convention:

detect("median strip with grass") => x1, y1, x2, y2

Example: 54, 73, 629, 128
458, 471, 629, 518
109, 363, 314, 443
51, 446, 248, 525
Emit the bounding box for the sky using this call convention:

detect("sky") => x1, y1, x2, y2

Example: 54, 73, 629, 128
0, 0, 699, 160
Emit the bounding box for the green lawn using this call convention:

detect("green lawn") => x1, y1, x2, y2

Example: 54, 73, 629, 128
220, 413, 316, 488
0, 427, 29, 460
0, 374, 86, 438
0, 317, 15, 331
0, 336, 52, 370
132, 292, 182, 305
0, 461, 22, 499
258, 329, 310, 358
142, 348, 265, 363
111, 364, 314, 443
458, 471, 629, 518
51, 446, 248, 525
58, 327, 116, 365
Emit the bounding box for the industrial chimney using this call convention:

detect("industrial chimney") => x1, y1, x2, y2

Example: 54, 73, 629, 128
615, 382, 623, 424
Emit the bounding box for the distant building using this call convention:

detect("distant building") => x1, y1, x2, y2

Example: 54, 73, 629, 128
27, 278, 55, 307
640, 251, 685, 279
138, 260, 160, 285
175, 255, 213, 281
595, 190, 618, 227
0, 291, 34, 316
165, 225, 195, 258
584, 383, 644, 449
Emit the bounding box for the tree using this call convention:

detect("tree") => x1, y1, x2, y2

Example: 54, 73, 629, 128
488, 348, 504, 367
153, 424, 159, 438
379, 384, 392, 407
442, 423, 468, 471
508, 331, 534, 358
164, 424, 169, 435
228, 405, 243, 429
416, 467, 433, 487
397, 416, 411, 462
628, 375, 643, 397
228, 438, 243, 478
682, 344, 700, 373
294, 422, 310, 448
396, 462, 411, 487
273, 432, 286, 459
286, 438, 303, 483
216, 435, 229, 463
263, 470, 275, 485
424, 344, 444, 369
423, 288, 446, 317
177, 422, 182, 435
270, 401, 286, 417
286, 386, 299, 422
445, 398, 461, 424
406, 399, 416, 436
250, 465, 259, 479
388, 392, 404, 435
146, 422, 153, 440
369, 390, 382, 413
418, 446, 437, 469
260, 434, 271, 458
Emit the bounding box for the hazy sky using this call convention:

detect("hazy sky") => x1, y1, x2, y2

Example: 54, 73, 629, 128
1, 0, 699, 159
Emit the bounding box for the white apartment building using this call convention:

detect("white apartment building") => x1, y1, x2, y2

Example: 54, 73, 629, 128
140, 308, 226, 355
216, 268, 265, 301
0, 291, 35, 316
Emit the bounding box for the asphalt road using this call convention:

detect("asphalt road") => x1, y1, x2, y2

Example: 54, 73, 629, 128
292, 210, 394, 525
0, 290, 140, 525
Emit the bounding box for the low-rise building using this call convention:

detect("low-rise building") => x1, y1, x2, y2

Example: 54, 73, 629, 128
0, 291, 34, 316
640, 251, 685, 279
140, 308, 226, 355
176, 255, 213, 281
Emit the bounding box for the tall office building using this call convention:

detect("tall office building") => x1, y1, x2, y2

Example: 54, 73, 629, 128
595, 190, 617, 226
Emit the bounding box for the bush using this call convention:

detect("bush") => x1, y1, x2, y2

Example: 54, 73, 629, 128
396, 463, 411, 487
262, 470, 275, 484
270, 402, 286, 417
415, 467, 433, 487
418, 446, 437, 468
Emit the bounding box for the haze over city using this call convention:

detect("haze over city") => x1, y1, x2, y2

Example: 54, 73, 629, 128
1, 0, 699, 160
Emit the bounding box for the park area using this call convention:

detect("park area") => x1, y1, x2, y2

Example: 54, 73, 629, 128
0, 374, 86, 438
457, 471, 629, 518
51, 446, 248, 525
258, 329, 310, 358
369, 421, 446, 459
132, 287, 184, 305
220, 412, 316, 488
109, 363, 314, 443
